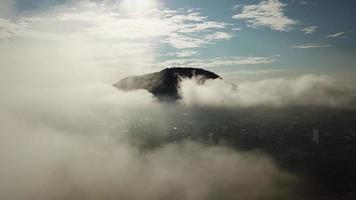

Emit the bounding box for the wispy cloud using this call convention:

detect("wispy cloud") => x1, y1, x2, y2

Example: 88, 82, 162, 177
293, 44, 332, 49
232, 27, 242, 31
326, 32, 346, 38
166, 50, 198, 58
301, 26, 318, 34
232, 0, 297, 31
222, 69, 289, 76
204, 31, 233, 41
0, 1, 238, 78
0, 2, 231, 50
0, 1, 237, 75
161, 56, 277, 68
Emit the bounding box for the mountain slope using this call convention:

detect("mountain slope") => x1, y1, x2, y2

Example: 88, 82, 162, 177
113, 67, 222, 100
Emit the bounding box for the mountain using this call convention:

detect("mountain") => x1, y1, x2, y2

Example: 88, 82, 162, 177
113, 67, 226, 100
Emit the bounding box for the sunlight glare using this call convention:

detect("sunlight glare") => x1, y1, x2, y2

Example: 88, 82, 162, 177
119, 0, 161, 12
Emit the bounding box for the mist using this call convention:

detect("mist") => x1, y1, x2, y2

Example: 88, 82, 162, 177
0, 46, 302, 199
180, 75, 356, 108
2, 60, 354, 199
0, 80, 302, 200
0, 114, 298, 200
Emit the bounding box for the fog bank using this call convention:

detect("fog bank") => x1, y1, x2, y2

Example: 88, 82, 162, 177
180, 75, 356, 108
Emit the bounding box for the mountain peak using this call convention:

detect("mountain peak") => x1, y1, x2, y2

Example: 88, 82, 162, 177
113, 67, 222, 100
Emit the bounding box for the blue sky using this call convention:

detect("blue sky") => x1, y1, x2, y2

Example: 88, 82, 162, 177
165, 0, 356, 72
0, 0, 355, 78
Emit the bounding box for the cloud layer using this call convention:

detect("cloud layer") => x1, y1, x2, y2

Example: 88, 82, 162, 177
0, 64, 300, 200
0, 113, 298, 200
180, 75, 356, 108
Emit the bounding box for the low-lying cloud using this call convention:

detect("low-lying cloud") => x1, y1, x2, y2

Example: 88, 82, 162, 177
180, 74, 356, 108
1, 35, 354, 199
0, 82, 300, 200
0, 118, 298, 200
3, 68, 354, 199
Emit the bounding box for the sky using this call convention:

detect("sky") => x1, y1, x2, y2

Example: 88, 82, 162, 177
0, 0, 355, 81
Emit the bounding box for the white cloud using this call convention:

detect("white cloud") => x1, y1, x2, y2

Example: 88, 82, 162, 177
165, 33, 205, 49
118, 0, 162, 12
293, 44, 332, 49
164, 31, 231, 49
326, 32, 346, 38
177, 21, 228, 33
180, 74, 356, 107
167, 50, 198, 58
0, 2, 231, 46
161, 56, 277, 68
0, 1, 236, 76
204, 31, 233, 41
232, 0, 297, 31
0, 63, 300, 200
301, 26, 318, 34
0, 3, 301, 195
232, 27, 242, 31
